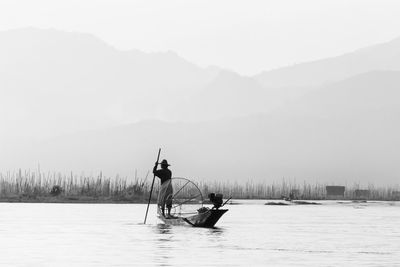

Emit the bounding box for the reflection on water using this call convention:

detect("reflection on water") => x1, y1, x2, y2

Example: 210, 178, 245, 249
154, 225, 173, 267
155, 224, 173, 235
0, 201, 399, 266
206, 227, 225, 236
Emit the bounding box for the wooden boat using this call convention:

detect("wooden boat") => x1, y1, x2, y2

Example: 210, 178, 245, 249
158, 207, 228, 228
157, 178, 228, 228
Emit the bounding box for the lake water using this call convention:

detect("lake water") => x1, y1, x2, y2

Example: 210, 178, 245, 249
0, 200, 399, 266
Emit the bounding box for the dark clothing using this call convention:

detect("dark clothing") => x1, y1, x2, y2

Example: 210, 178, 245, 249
153, 165, 173, 215
153, 166, 172, 185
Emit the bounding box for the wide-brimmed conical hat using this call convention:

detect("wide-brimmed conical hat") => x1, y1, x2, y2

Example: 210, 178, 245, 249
160, 159, 170, 166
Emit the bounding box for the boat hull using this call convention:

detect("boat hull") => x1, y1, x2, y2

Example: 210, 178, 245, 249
158, 209, 228, 228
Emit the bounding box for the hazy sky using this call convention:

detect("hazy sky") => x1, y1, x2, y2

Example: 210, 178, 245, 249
1, 0, 400, 75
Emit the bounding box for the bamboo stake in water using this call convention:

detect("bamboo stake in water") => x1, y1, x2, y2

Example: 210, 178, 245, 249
143, 148, 161, 224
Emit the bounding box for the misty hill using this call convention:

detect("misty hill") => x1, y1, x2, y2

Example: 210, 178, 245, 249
3, 28, 400, 136
284, 70, 400, 117
255, 37, 400, 88
166, 71, 286, 121
3, 71, 399, 184
1, 28, 290, 136
0, 28, 218, 137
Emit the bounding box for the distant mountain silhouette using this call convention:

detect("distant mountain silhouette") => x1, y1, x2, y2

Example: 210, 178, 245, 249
1, 28, 400, 183
167, 71, 283, 121
0, 27, 313, 134
0, 28, 218, 137
2, 28, 400, 135
4, 71, 399, 183
254, 37, 400, 88
283, 70, 400, 118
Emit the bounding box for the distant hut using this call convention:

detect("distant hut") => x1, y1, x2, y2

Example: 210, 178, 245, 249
354, 189, 370, 200
326, 186, 345, 200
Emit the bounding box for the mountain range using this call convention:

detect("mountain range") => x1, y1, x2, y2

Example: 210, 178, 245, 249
1, 28, 399, 184
254, 37, 400, 88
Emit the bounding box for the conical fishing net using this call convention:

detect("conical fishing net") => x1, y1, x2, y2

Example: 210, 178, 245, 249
158, 177, 203, 217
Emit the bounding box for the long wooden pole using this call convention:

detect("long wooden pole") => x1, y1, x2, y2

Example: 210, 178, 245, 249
144, 148, 161, 224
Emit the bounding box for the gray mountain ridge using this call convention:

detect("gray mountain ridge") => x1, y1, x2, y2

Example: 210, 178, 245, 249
254, 36, 400, 88
2, 27, 400, 133
0, 28, 218, 136
3, 70, 399, 184
1, 28, 399, 183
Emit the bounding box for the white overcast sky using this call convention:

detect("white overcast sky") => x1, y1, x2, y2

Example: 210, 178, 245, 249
1, 0, 400, 75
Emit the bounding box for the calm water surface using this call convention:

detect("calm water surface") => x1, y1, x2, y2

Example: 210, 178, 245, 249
0, 201, 399, 266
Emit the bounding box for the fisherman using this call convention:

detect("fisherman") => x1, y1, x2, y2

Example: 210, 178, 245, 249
153, 159, 174, 218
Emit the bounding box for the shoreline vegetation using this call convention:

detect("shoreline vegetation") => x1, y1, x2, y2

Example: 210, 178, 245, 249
0, 170, 399, 203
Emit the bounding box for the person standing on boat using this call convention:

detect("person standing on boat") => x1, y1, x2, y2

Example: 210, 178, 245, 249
153, 159, 173, 218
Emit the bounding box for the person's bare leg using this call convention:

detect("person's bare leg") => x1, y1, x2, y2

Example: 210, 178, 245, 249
161, 206, 165, 217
